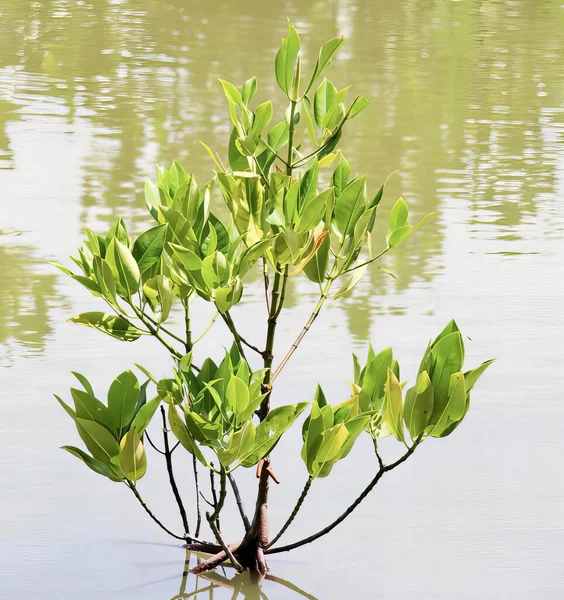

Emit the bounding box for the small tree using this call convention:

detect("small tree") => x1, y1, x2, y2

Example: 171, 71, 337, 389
53, 24, 493, 577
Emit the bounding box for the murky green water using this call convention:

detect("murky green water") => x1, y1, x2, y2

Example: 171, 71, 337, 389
1, 1, 563, 598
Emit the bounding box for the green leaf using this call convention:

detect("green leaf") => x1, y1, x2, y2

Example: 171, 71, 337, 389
143, 275, 173, 323
226, 375, 250, 416
218, 79, 243, 106
239, 402, 308, 468
404, 371, 434, 439
389, 197, 408, 231
242, 77, 257, 105
267, 121, 290, 151
333, 265, 367, 299
168, 404, 208, 466
70, 388, 115, 434
348, 96, 370, 119
218, 421, 256, 467
275, 24, 300, 95
62, 446, 123, 482
75, 418, 120, 463
251, 101, 273, 138
429, 332, 465, 425
383, 369, 405, 442
313, 79, 336, 128
387, 225, 412, 247
297, 188, 333, 234
310, 423, 348, 478
303, 233, 329, 283
428, 372, 467, 437
92, 256, 118, 307
71, 372, 94, 396
108, 370, 140, 439
119, 427, 147, 482
70, 313, 144, 342
307, 36, 345, 93
464, 359, 495, 392
132, 224, 167, 274
334, 176, 367, 237
332, 153, 351, 197
107, 238, 141, 298
145, 180, 160, 219
131, 396, 161, 435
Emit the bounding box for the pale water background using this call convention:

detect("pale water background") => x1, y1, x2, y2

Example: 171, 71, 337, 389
1, 1, 564, 598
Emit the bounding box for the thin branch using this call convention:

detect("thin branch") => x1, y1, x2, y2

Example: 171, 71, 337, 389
373, 438, 384, 469
262, 259, 271, 313
193, 454, 202, 538
340, 246, 391, 275
145, 431, 166, 455
227, 473, 251, 533
266, 438, 421, 554
193, 311, 219, 344
271, 276, 334, 382
208, 518, 244, 573
161, 406, 191, 537
183, 297, 193, 353
199, 491, 215, 509
273, 265, 289, 320
210, 467, 221, 532
143, 311, 187, 347
125, 480, 186, 541
223, 310, 264, 357
130, 303, 183, 359
267, 477, 312, 548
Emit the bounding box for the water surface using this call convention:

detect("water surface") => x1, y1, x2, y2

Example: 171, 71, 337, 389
1, 1, 563, 598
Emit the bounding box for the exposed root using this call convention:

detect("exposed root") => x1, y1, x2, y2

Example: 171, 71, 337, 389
189, 538, 269, 576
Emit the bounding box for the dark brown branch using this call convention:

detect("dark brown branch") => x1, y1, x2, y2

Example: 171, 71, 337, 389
266, 440, 421, 554
193, 454, 202, 538
267, 477, 312, 548
161, 406, 190, 537
228, 472, 251, 533
126, 480, 186, 541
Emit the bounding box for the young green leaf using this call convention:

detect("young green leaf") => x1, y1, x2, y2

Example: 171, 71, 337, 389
119, 427, 147, 482
383, 369, 405, 443
306, 36, 345, 93
70, 313, 145, 342
132, 224, 167, 274
108, 370, 140, 439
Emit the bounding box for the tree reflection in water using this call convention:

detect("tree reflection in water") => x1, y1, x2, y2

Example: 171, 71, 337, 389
168, 551, 318, 600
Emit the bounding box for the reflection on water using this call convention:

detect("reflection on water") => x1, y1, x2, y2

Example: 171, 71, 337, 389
1, 2, 564, 599
0, 231, 67, 363
118, 550, 318, 600
1, 0, 563, 354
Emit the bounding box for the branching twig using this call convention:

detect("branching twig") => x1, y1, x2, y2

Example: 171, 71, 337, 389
193, 311, 219, 344
266, 438, 421, 554
125, 480, 186, 541
271, 276, 334, 382
220, 311, 263, 361
267, 477, 312, 548
145, 431, 166, 455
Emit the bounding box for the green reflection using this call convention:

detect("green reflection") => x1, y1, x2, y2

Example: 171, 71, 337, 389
0, 234, 67, 363
0, 0, 563, 345
169, 550, 318, 600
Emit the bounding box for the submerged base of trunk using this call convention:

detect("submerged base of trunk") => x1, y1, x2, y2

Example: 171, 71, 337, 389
187, 537, 268, 576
